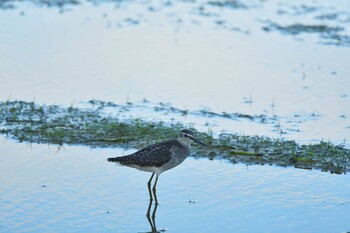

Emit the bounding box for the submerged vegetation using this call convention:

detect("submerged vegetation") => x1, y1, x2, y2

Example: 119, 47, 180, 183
1, 100, 349, 174
1, 0, 349, 47
263, 22, 350, 46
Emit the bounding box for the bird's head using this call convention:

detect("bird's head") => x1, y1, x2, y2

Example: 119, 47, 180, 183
179, 129, 207, 147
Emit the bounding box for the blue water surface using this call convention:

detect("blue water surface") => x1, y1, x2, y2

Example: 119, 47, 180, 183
1, 140, 349, 233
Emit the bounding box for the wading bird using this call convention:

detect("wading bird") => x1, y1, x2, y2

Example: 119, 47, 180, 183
108, 129, 207, 204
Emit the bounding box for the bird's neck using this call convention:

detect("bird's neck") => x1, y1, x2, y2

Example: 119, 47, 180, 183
177, 138, 191, 150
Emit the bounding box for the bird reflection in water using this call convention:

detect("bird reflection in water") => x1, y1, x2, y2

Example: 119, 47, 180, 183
145, 199, 159, 233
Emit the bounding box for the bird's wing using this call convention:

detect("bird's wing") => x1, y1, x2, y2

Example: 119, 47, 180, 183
125, 140, 181, 167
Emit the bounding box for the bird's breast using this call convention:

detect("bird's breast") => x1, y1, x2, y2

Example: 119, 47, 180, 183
170, 143, 190, 163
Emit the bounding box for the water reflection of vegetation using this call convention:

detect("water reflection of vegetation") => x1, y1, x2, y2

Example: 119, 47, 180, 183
0, 100, 349, 174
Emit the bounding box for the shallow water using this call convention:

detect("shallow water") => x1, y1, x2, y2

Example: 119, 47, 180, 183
1, 139, 349, 233
0, 0, 349, 144
1, 2, 349, 232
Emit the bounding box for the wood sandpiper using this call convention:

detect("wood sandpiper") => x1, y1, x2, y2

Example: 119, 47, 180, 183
107, 129, 207, 204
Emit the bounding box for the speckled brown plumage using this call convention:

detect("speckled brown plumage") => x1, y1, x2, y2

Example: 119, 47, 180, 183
108, 140, 183, 167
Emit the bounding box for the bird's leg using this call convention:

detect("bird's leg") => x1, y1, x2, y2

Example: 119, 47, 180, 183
147, 173, 155, 202
152, 175, 159, 205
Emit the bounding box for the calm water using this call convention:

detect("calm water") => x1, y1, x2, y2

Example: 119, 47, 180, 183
1, 1, 350, 232
1, 139, 349, 233
0, 0, 349, 143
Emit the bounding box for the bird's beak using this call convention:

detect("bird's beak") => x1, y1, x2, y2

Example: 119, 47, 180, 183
193, 138, 208, 147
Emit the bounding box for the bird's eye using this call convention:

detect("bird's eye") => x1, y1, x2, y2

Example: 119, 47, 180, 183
184, 134, 188, 137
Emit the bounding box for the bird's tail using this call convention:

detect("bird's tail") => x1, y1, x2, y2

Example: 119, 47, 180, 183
107, 157, 121, 162
108, 155, 132, 166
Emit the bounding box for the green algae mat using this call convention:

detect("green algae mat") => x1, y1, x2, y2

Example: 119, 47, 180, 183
1, 100, 349, 174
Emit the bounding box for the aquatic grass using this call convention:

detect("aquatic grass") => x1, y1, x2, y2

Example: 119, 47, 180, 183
0, 100, 349, 174
207, 0, 247, 9
262, 21, 350, 47
1, 0, 349, 48
263, 22, 344, 35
